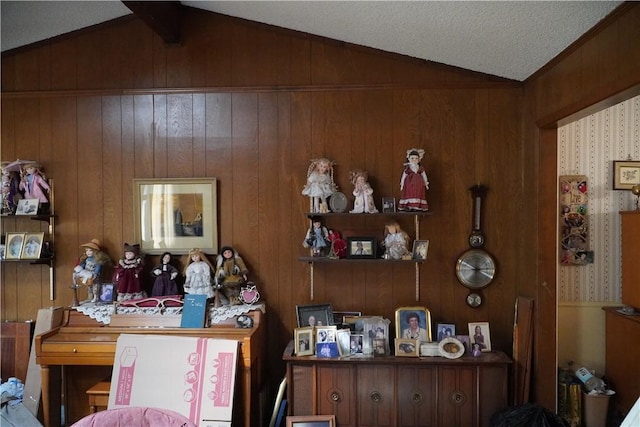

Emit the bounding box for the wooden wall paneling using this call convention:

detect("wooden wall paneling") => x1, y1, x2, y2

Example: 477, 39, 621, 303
594, 21, 619, 90
76, 30, 103, 90
202, 15, 234, 87
166, 40, 192, 89
256, 26, 290, 86
37, 46, 52, 91
192, 94, 207, 177
50, 38, 77, 90
231, 20, 259, 87
102, 96, 124, 253
152, 94, 168, 177
120, 95, 136, 267
617, 6, 640, 80
1, 55, 16, 90
289, 35, 312, 86
14, 48, 39, 91
167, 94, 195, 177
0, 321, 31, 382
132, 95, 154, 179
152, 33, 167, 88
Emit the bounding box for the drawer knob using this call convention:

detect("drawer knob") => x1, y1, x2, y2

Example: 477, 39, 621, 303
370, 391, 382, 403
411, 391, 423, 404
73, 348, 77, 353
330, 392, 340, 402
449, 391, 466, 405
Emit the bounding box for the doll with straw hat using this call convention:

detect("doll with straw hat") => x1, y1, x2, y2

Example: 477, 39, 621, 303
72, 239, 111, 304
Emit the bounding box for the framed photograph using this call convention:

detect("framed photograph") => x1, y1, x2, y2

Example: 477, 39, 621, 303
294, 327, 314, 356
315, 341, 340, 358
349, 334, 364, 355
395, 338, 419, 357
412, 240, 429, 260
332, 310, 362, 325
455, 335, 471, 354
613, 160, 640, 190
316, 326, 337, 344
5, 233, 25, 260
436, 323, 456, 342
133, 178, 218, 255
15, 198, 39, 215
99, 283, 115, 303
395, 306, 432, 342
362, 316, 391, 356
468, 321, 492, 352
346, 236, 377, 259
382, 197, 396, 213
0, 245, 5, 260
21, 232, 44, 259
286, 415, 336, 427
296, 303, 333, 327
336, 329, 351, 356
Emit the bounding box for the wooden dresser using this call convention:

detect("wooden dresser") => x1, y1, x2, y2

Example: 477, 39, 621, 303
620, 211, 640, 309
36, 308, 266, 427
283, 341, 511, 427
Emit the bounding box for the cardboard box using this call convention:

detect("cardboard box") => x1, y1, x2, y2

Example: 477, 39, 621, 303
108, 334, 238, 427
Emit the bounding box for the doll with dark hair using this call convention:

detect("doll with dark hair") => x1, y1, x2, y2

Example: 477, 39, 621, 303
151, 252, 180, 296
215, 246, 249, 305
113, 243, 146, 302
398, 148, 429, 211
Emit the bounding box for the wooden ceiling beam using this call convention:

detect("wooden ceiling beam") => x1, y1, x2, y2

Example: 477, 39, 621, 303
122, 1, 182, 45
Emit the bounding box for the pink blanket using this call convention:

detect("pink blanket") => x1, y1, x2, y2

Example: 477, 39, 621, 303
71, 407, 197, 427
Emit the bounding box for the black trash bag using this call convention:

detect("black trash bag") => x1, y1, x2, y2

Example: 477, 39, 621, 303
490, 403, 570, 427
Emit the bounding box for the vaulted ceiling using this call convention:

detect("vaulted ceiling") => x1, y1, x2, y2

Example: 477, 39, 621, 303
0, 1, 623, 81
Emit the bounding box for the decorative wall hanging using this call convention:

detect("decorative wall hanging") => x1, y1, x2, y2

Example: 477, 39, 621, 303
559, 175, 593, 265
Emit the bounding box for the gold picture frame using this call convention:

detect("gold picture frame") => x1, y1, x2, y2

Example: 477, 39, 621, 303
395, 306, 432, 342
613, 160, 640, 190
133, 178, 218, 254
395, 338, 419, 357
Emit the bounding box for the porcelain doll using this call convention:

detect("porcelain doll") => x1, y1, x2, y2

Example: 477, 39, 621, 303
72, 239, 111, 304
19, 162, 50, 213
1, 162, 22, 215
349, 169, 378, 213
398, 149, 429, 211
328, 229, 347, 259
381, 221, 411, 260
302, 157, 338, 213
150, 252, 180, 297
215, 246, 249, 305
183, 248, 215, 299
302, 219, 330, 257
113, 243, 146, 302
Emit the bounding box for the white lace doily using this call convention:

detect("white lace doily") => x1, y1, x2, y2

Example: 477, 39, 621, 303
74, 303, 116, 324
208, 303, 266, 324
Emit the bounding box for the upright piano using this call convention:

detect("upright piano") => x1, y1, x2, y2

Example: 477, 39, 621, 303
35, 307, 266, 427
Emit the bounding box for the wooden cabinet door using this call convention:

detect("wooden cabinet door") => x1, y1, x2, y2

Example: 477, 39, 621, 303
317, 365, 357, 426
438, 366, 476, 427
621, 212, 640, 309
357, 365, 395, 427
397, 366, 437, 427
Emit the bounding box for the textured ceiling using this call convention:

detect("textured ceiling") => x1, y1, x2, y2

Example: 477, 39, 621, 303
1, 1, 623, 81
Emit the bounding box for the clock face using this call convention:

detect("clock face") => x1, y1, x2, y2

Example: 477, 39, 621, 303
455, 249, 496, 289
466, 292, 482, 308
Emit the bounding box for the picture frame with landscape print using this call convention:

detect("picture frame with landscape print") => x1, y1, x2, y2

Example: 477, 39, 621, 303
346, 236, 377, 259
21, 232, 44, 259
5, 233, 25, 260
613, 160, 640, 190
133, 178, 218, 255
296, 303, 333, 327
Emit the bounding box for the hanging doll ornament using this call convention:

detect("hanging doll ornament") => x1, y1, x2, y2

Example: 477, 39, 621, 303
349, 169, 378, 213
302, 157, 338, 213
398, 148, 430, 211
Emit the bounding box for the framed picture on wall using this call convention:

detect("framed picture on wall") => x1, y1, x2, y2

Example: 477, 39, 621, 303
613, 160, 640, 190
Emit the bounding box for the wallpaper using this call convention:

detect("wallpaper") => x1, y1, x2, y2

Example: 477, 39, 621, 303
558, 95, 640, 302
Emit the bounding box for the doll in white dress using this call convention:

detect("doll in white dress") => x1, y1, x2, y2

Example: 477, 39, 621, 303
183, 248, 215, 299
381, 221, 410, 260
302, 157, 338, 213
349, 169, 378, 213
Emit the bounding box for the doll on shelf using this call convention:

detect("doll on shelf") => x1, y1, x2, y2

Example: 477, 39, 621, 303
150, 252, 181, 297
72, 239, 111, 304
349, 169, 378, 213
328, 229, 347, 259
303, 218, 330, 257
113, 243, 146, 302
183, 248, 215, 299
215, 246, 249, 306
302, 157, 338, 213
398, 148, 429, 211
19, 162, 51, 214
381, 221, 411, 260
1, 162, 22, 215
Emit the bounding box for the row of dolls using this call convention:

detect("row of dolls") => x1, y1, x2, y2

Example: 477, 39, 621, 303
304, 219, 412, 260
301, 148, 430, 214
71, 239, 250, 305
1, 161, 51, 215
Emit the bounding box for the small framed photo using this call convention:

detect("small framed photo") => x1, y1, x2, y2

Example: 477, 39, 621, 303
316, 341, 340, 358
296, 303, 334, 327
382, 197, 396, 213
349, 334, 364, 355
468, 321, 492, 352
395, 338, 419, 357
395, 306, 432, 342
316, 325, 337, 344
5, 232, 25, 260
99, 283, 115, 303
294, 327, 315, 356
21, 232, 44, 259
455, 335, 471, 354
613, 160, 640, 190
436, 323, 456, 342
336, 329, 351, 356
412, 240, 429, 260
346, 236, 377, 259
15, 198, 40, 215
287, 415, 336, 427
332, 310, 362, 325
362, 316, 391, 356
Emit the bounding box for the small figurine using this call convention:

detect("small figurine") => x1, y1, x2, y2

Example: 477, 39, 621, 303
381, 221, 411, 260
302, 157, 338, 213
398, 149, 429, 211
215, 246, 249, 306
113, 243, 146, 302
183, 248, 215, 299
1, 162, 23, 215
349, 169, 378, 213
19, 162, 50, 214
303, 218, 330, 257
72, 239, 111, 304
328, 229, 347, 259
150, 251, 180, 297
